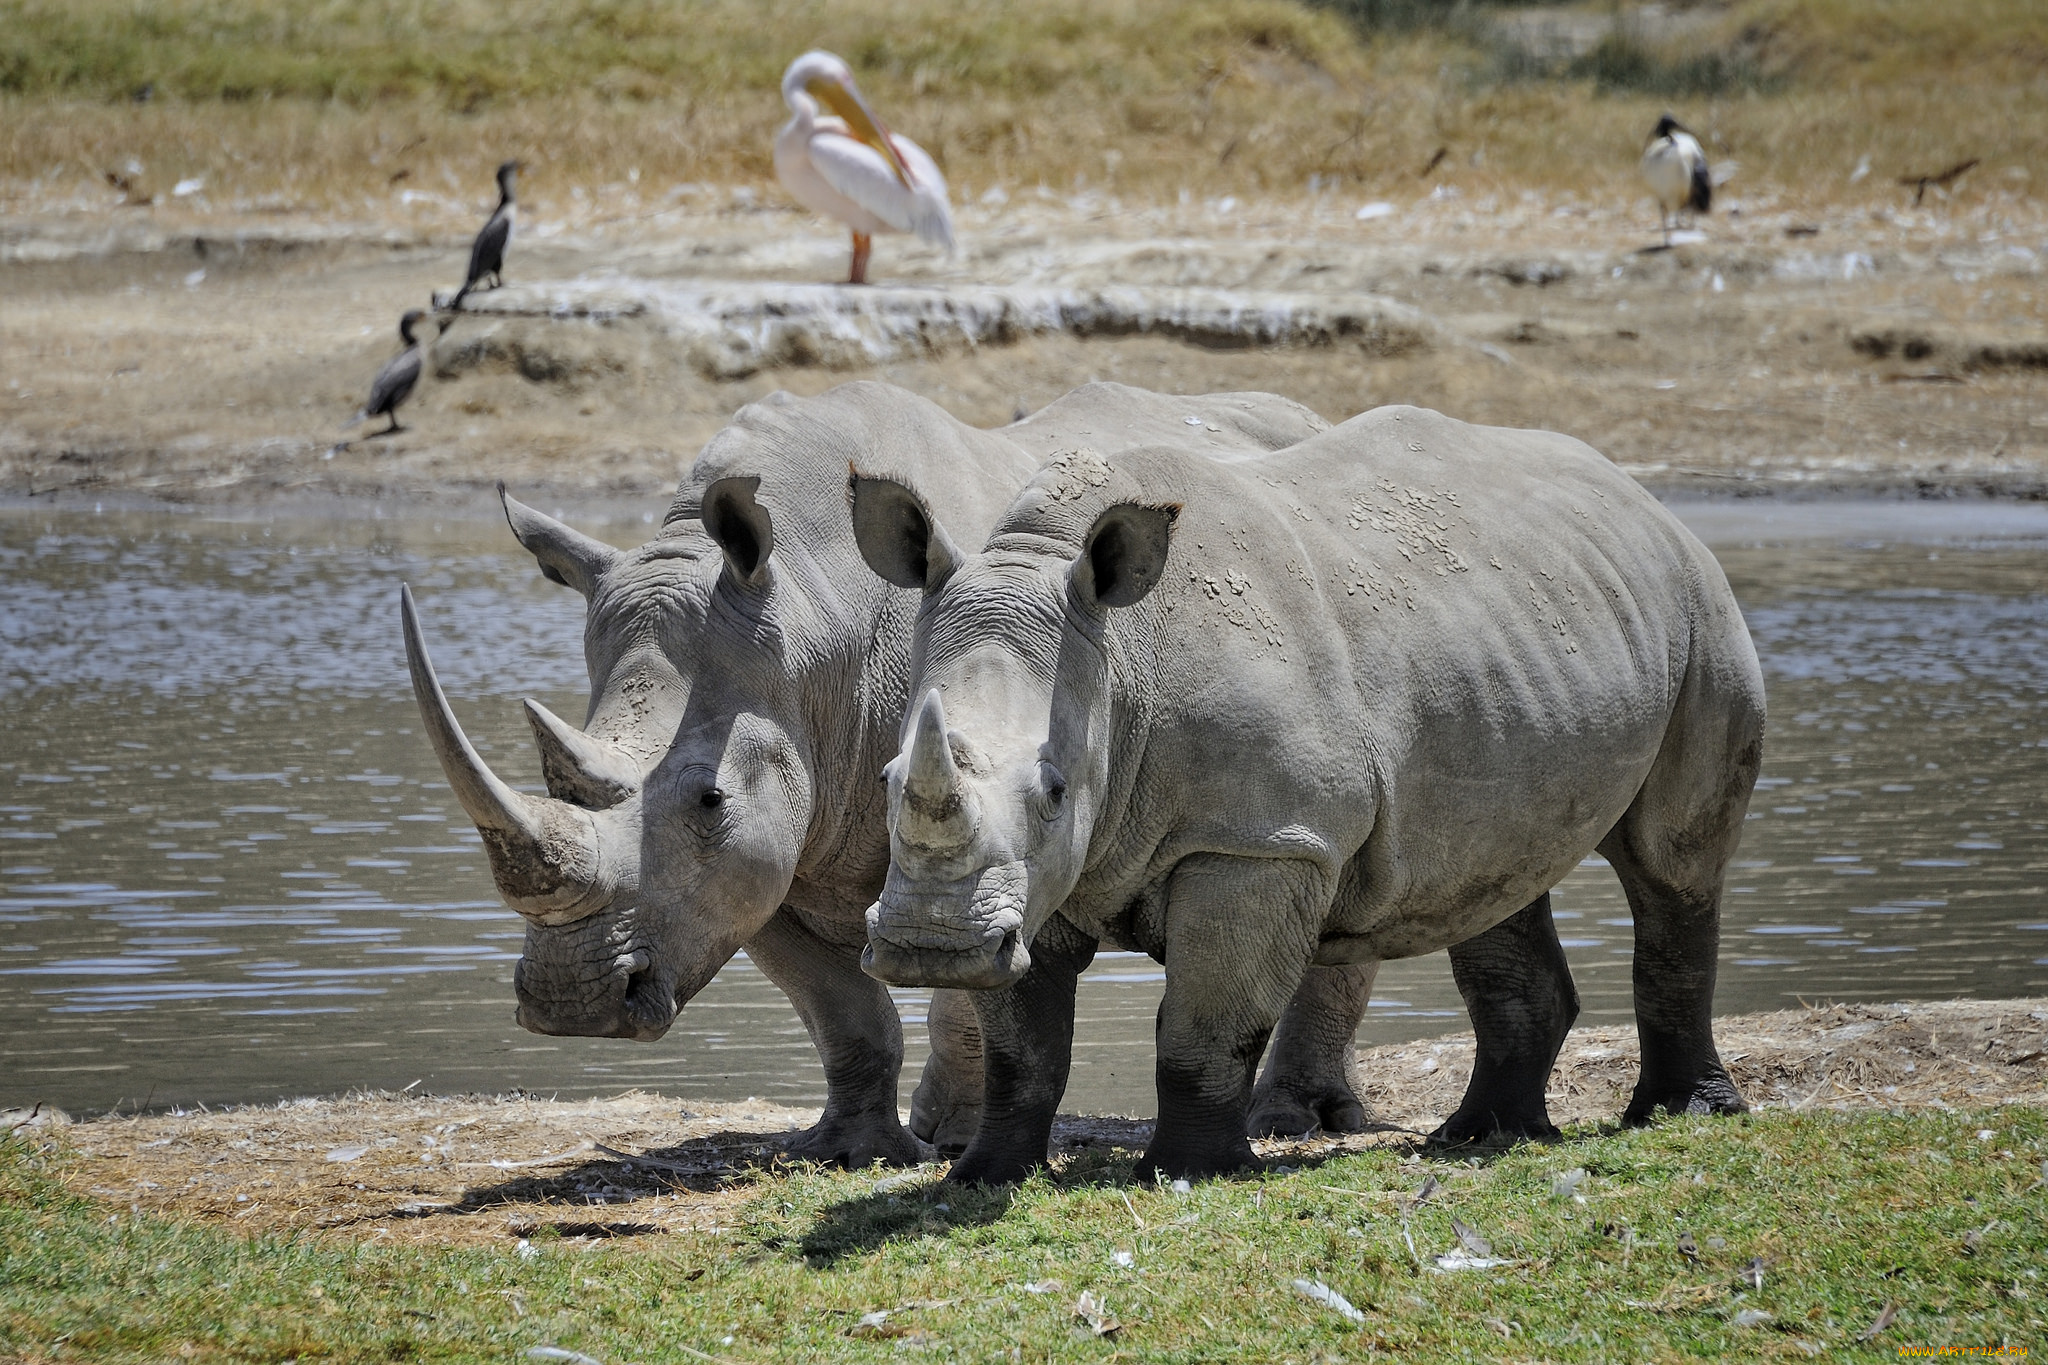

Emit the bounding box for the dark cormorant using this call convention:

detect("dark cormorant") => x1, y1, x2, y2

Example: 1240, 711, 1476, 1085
345, 309, 430, 436
452, 160, 519, 308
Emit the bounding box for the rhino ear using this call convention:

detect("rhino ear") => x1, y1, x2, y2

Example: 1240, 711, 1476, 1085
1071, 502, 1179, 610
848, 469, 963, 595
702, 476, 775, 584
500, 483, 619, 598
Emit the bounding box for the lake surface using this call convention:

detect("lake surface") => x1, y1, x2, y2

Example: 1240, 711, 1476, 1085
2, 499, 2044, 1118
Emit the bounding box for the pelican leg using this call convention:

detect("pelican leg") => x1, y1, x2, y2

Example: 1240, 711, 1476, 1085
849, 232, 872, 286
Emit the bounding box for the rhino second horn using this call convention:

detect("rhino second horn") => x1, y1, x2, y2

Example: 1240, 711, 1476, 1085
399, 584, 618, 924
898, 688, 973, 851
524, 699, 640, 808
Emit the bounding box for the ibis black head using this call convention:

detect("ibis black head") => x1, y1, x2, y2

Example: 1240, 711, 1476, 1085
495, 160, 520, 196
398, 308, 428, 344
1651, 113, 1686, 140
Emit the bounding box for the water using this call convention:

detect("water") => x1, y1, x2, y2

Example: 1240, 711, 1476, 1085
2, 500, 2043, 1118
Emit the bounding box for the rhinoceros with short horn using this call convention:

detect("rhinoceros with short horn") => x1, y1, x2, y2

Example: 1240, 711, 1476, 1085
850, 404, 1765, 1184
404, 381, 1395, 1162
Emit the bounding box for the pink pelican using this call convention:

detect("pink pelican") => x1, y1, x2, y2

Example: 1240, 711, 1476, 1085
775, 51, 955, 284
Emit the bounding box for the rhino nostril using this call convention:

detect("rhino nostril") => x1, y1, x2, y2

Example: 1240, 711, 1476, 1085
614, 948, 662, 1027
613, 948, 652, 991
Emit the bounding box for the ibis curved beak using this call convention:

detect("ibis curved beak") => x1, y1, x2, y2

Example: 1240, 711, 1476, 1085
807, 73, 914, 189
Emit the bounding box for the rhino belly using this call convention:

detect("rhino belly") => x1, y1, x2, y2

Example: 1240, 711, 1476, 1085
1312, 741, 1657, 964
1316, 858, 1582, 964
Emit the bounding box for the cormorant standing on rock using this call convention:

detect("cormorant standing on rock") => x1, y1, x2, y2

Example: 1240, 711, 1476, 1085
1641, 113, 1711, 248
344, 309, 430, 436
452, 160, 519, 307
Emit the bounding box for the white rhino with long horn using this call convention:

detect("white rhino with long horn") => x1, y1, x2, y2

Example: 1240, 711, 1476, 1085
404, 381, 1403, 1163
851, 404, 1766, 1184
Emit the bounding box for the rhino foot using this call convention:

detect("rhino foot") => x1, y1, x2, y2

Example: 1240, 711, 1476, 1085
1135, 1133, 1260, 1185
943, 1145, 1043, 1187
1427, 1104, 1563, 1149
1622, 1066, 1746, 1127
1246, 1077, 1367, 1138
784, 1112, 921, 1170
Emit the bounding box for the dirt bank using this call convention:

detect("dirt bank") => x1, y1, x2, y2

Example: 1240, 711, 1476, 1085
3, 190, 2045, 507
11, 997, 2043, 1250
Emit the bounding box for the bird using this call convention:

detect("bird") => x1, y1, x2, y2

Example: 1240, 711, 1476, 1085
774, 51, 954, 285
1640, 113, 1711, 248
344, 309, 431, 436
452, 159, 519, 308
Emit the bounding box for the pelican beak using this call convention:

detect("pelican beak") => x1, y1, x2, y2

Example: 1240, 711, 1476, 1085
807, 74, 914, 189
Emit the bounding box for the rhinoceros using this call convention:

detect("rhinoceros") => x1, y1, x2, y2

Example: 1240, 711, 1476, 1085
402, 380, 1400, 1162
848, 404, 1766, 1183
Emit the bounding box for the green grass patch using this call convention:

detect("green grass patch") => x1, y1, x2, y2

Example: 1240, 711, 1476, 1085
5, 1108, 2044, 1362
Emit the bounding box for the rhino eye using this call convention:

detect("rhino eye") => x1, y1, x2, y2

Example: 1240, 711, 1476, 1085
1039, 763, 1067, 809
700, 788, 726, 810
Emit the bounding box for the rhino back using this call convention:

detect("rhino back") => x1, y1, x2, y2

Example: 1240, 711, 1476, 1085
996, 405, 1755, 958
1006, 381, 1329, 462
668, 382, 1041, 557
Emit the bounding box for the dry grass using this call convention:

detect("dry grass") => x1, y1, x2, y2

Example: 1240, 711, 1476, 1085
0, 0, 2042, 223
1743, 0, 2048, 86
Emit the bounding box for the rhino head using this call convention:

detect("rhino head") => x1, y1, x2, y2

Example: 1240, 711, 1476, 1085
848, 471, 1179, 989
404, 480, 813, 1039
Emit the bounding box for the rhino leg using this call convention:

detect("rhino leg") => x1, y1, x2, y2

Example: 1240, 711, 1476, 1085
1246, 963, 1377, 1137
745, 907, 921, 1168
1603, 665, 1762, 1125
1432, 892, 1580, 1146
944, 915, 1097, 1186
910, 988, 984, 1155
1605, 839, 1748, 1124
1140, 855, 1326, 1184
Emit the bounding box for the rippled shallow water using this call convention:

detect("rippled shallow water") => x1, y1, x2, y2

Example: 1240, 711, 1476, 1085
2, 500, 2044, 1118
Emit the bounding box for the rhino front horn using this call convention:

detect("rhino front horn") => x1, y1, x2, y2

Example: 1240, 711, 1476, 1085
898, 688, 974, 852
400, 584, 621, 923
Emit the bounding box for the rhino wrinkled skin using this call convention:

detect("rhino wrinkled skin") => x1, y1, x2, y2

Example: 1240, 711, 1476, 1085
405, 381, 1410, 1163
853, 404, 1765, 1184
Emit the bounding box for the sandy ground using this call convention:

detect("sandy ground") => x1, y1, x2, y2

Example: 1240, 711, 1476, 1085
10, 998, 2044, 1250
3, 186, 2046, 507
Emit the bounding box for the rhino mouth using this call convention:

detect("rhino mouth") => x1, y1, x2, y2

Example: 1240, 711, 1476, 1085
861, 928, 1031, 990
513, 944, 678, 1041
860, 864, 1032, 989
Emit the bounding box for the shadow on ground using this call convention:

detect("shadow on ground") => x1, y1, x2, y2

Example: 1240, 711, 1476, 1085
792, 1113, 1451, 1262
312, 1125, 805, 1234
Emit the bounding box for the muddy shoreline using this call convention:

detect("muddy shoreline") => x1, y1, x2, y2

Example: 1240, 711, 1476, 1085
11, 998, 2044, 1248
6, 195, 2044, 507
